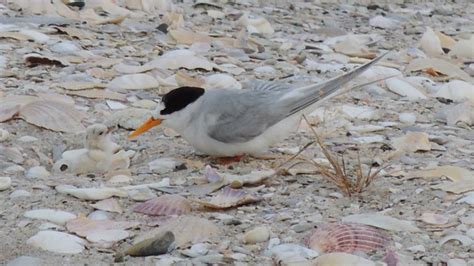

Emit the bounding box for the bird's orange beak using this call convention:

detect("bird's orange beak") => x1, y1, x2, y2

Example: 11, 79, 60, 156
128, 117, 162, 139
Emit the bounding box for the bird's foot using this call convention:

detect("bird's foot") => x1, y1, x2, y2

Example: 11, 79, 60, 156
213, 155, 243, 165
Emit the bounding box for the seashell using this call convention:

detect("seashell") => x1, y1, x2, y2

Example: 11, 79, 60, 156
306, 223, 390, 253
420, 27, 444, 57
330, 34, 376, 59
133, 215, 220, 248
405, 58, 473, 83
134, 194, 191, 216
175, 71, 206, 87
243, 226, 270, 244
146, 49, 215, 71
24, 209, 77, 225
19, 100, 85, 133
420, 212, 449, 225
10, 189, 31, 199
204, 165, 222, 183
369, 15, 400, 29
399, 113, 417, 124
342, 214, 420, 232
449, 36, 474, 60
0, 103, 21, 123
340, 105, 378, 121
439, 234, 473, 247
27, 230, 86, 254
0, 128, 9, 141
23, 53, 68, 67
238, 12, 274, 35
91, 198, 123, 214
125, 231, 175, 257
86, 229, 129, 247
65, 89, 126, 101
113, 62, 155, 74
107, 74, 159, 92
56, 185, 128, 200
148, 158, 179, 174
313, 252, 376, 266
203, 74, 242, 90
385, 77, 427, 100
127, 188, 157, 202
214, 63, 245, 75
392, 132, 431, 153
26, 166, 50, 179
194, 186, 262, 209
0, 146, 23, 163
457, 192, 474, 205
268, 244, 319, 265
435, 80, 474, 102
444, 102, 474, 126
50, 41, 81, 55
66, 217, 138, 238
431, 180, 474, 194
88, 210, 111, 220
0, 176, 12, 191
124, 0, 173, 13
106, 100, 128, 110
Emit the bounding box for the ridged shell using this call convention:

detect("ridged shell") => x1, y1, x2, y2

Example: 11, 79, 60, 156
194, 186, 262, 209
133, 194, 191, 216
306, 223, 390, 253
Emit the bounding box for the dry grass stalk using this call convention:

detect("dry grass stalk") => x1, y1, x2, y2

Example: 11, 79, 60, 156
296, 115, 385, 196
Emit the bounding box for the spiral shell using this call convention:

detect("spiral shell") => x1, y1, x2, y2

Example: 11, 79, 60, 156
133, 194, 191, 216
306, 222, 390, 253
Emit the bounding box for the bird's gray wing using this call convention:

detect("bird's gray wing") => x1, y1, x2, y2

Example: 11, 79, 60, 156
243, 80, 292, 92
206, 90, 286, 143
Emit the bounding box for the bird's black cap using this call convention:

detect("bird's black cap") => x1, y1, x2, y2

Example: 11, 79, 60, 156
160, 86, 205, 115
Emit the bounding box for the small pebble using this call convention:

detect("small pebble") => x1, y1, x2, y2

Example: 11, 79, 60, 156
10, 189, 31, 199
447, 259, 467, 266
0, 176, 12, 190
0, 128, 9, 141
243, 226, 270, 244
26, 166, 50, 179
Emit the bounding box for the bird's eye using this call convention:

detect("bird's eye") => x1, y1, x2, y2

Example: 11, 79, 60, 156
60, 164, 68, 171
99, 131, 104, 136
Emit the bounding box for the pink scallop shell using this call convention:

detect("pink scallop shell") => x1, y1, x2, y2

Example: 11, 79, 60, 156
133, 194, 191, 216
306, 222, 390, 253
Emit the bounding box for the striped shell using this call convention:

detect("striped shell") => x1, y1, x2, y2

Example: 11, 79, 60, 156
306, 222, 390, 253
194, 186, 262, 209
133, 194, 191, 216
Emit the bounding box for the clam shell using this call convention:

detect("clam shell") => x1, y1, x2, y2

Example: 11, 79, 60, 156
194, 187, 262, 209
133, 194, 191, 216
134, 215, 221, 248
91, 198, 123, 214
306, 223, 390, 253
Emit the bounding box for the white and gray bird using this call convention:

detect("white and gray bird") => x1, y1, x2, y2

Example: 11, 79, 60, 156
129, 53, 387, 157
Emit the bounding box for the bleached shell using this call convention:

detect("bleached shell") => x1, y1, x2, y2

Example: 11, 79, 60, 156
269, 244, 319, 265
134, 194, 191, 216
203, 74, 242, 90
56, 185, 128, 200
457, 192, 474, 205
0, 176, 12, 190
444, 102, 474, 126
420, 212, 449, 225
439, 234, 473, 247
90, 198, 123, 214
392, 132, 431, 153
134, 215, 221, 247
23, 53, 69, 67
0, 146, 23, 163
342, 214, 420, 232
385, 78, 427, 100
243, 226, 270, 244
435, 80, 474, 102
66, 217, 138, 237
369, 15, 400, 29
420, 27, 444, 57
107, 74, 159, 91
399, 113, 417, 124
405, 58, 473, 83
0, 102, 21, 123
340, 105, 378, 121
113, 63, 155, 74
24, 209, 77, 225
86, 229, 129, 244
148, 157, 179, 174
313, 252, 376, 266
195, 187, 262, 209
19, 100, 85, 133
449, 36, 474, 59
146, 49, 215, 71
306, 223, 389, 253
238, 13, 274, 35
18, 29, 50, 43
26, 166, 50, 179
27, 230, 86, 254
